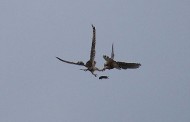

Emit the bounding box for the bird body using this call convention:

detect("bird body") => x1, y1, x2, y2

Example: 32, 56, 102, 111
102, 44, 141, 70
56, 25, 101, 77
56, 26, 141, 78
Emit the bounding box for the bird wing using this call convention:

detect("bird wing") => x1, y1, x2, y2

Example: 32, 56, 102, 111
56, 57, 85, 66
90, 24, 96, 64
111, 43, 114, 59
116, 61, 141, 69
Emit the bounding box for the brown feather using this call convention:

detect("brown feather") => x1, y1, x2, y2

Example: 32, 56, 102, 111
90, 24, 96, 63
117, 61, 141, 69
56, 57, 85, 66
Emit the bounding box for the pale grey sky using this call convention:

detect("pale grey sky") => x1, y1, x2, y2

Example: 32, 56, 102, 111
0, 0, 190, 122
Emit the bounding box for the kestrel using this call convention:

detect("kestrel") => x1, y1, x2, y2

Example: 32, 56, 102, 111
56, 25, 101, 77
102, 43, 141, 70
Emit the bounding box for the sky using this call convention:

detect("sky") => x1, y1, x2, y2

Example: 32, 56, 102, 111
0, 0, 190, 122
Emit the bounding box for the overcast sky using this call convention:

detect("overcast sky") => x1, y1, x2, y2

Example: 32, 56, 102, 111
0, 0, 190, 122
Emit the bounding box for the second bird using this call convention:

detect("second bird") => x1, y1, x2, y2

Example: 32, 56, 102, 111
102, 43, 141, 70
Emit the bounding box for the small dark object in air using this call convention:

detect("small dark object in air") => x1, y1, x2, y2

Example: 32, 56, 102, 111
99, 76, 109, 79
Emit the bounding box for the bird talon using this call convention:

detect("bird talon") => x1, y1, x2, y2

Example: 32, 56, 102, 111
80, 69, 88, 71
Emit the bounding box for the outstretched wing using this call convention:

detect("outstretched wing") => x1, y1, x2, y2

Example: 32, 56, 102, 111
90, 24, 96, 63
116, 61, 141, 69
56, 57, 85, 66
111, 43, 114, 59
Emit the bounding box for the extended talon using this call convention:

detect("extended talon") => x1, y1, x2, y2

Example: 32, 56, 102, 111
97, 68, 104, 72
80, 69, 88, 71
100, 68, 105, 72
91, 72, 97, 77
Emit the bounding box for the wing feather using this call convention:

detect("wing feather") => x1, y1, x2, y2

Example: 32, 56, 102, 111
90, 24, 96, 63
111, 43, 114, 59
56, 57, 85, 66
117, 61, 141, 69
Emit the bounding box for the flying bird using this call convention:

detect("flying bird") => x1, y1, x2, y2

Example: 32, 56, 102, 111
102, 43, 141, 70
56, 25, 101, 77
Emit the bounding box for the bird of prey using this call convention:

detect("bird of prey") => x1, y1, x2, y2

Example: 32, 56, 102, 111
102, 43, 141, 70
56, 25, 101, 77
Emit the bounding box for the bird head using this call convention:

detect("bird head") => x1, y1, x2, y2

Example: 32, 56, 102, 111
103, 55, 110, 61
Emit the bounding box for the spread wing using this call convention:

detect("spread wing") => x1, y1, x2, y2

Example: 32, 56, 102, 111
56, 57, 85, 66
90, 24, 96, 63
116, 61, 141, 69
111, 43, 114, 59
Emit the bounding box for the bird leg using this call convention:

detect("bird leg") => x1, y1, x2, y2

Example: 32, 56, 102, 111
80, 69, 88, 71
98, 68, 106, 71
80, 68, 97, 77
91, 72, 97, 77
95, 67, 105, 72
